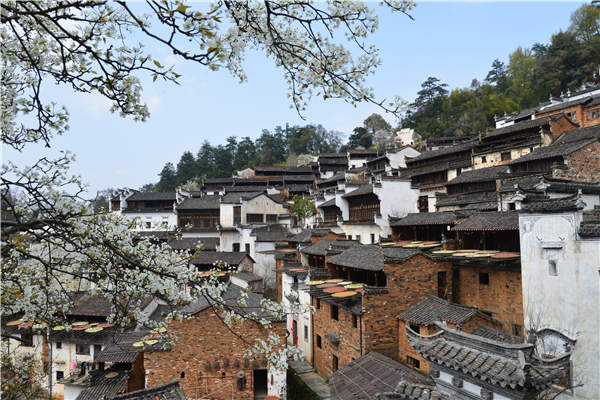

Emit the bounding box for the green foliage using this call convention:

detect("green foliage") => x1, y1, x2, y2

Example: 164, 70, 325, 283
290, 195, 316, 225
152, 124, 341, 188
401, 4, 600, 138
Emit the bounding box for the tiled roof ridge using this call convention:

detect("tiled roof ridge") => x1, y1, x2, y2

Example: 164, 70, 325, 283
376, 380, 447, 400
108, 381, 185, 400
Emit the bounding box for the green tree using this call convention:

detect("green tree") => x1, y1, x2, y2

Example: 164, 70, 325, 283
255, 129, 287, 166
568, 4, 600, 42
290, 195, 315, 227
176, 151, 197, 185
347, 127, 373, 149
485, 59, 509, 93
363, 113, 392, 136
155, 162, 177, 192
234, 137, 257, 172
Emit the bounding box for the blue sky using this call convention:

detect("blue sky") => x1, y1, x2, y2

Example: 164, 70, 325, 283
4, 2, 586, 195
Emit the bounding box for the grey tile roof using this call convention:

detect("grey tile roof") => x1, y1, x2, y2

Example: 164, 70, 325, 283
251, 224, 290, 242
397, 295, 495, 326
446, 165, 509, 186
341, 185, 374, 198
482, 115, 553, 139
472, 325, 523, 345
318, 198, 337, 208
537, 94, 599, 114
288, 228, 336, 243
176, 196, 220, 210
327, 245, 384, 271
220, 192, 262, 204
435, 191, 498, 208
190, 252, 252, 266
69, 293, 112, 317
405, 141, 476, 164
510, 125, 600, 165
521, 194, 586, 213
318, 172, 346, 185
389, 212, 458, 226
75, 368, 130, 400
94, 331, 147, 363
108, 381, 186, 400
330, 352, 433, 400
580, 207, 600, 238
168, 237, 219, 251
452, 211, 519, 231
127, 192, 176, 201
375, 380, 448, 400
407, 322, 567, 390
301, 239, 359, 256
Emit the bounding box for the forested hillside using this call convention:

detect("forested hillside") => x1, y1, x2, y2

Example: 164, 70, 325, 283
146, 4, 599, 191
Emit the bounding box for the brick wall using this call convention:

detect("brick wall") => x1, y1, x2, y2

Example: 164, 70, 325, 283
239, 256, 254, 273
453, 265, 523, 336
275, 259, 283, 302
554, 141, 600, 183
361, 255, 453, 359
310, 233, 345, 243
145, 308, 285, 400
536, 105, 583, 125
583, 104, 600, 127
311, 297, 362, 379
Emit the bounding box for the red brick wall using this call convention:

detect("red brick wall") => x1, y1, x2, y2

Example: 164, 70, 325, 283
310, 233, 344, 243
361, 256, 453, 359
583, 104, 600, 127
554, 141, 600, 183
275, 259, 283, 302
311, 298, 362, 379
145, 309, 285, 400
453, 266, 523, 335
536, 105, 583, 124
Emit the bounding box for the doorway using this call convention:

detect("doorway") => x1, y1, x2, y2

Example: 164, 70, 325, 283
253, 369, 268, 400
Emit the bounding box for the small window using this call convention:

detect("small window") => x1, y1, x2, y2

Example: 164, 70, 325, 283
501, 152, 512, 161
180, 371, 185, 379
331, 305, 339, 321
316, 299, 320, 310
332, 355, 339, 372
266, 214, 277, 223
456, 168, 462, 176
481, 155, 487, 163
245, 243, 250, 253
529, 147, 534, 153
21, 333, 33, 347
304, 325, 309, 342
357, 235, 361, 243
145, 221, 152, 229
479, 272, 489, 285
512, 324, 522, 337
246, 213, 264, 223
370, 234, 375, 244
409, 324, 421, 334
56, 371, 64, 380
316, 335, 322, 348
549, 260, 558, 276
233, 243, 240, 252
406, 356, 420, 369
76, 344, 90, 355
56, 341, 62, 349
352, 315, 358, 328
508, 203, 516, 211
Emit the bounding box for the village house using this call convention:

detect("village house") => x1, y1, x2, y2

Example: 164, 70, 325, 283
144, 283, 287, 400
406, 322, 570, 400
308, 244, 454, 379
534, 87, 600, 127
318, 153, 349, 179
519, 195, 600, 399
117, 192, 179, 231
396, 295, 503, 375
347, 149, 379, 169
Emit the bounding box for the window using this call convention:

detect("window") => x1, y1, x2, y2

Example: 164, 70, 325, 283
481, 155, 487, 163
456, 168, 462, 176
145, 221, 151, 229
94, 344, 102, 356
370, 234, 375, 244
331, 305, 339, 321
76, 344, 90, 355
512, 324, 522, 337
418, 196, 429, 213
352, 315, 358, 328
501, 152, 512, 161
304, 325, 309, 342
56, 371, 64, 380
316, 335, 322, 348
180, 371, 185, 379
529, 147, 534, 153
56, 342, 62, 349
246, 213, 263, 223
245, 243, 250, 253
479, 272, 489, 285
21, 333, 33, 347
356, 235, 361, 243
409, 324, 421, 334
332, 355, 339, 372
508, 202, 516, 211
233, 243, 240, 252
437, 271, 447, 299
266, 214, 277, 223
586, 109, 600, 121
316, 299, 320, 309
406, 356, 420, 369
549, 260, 558, 276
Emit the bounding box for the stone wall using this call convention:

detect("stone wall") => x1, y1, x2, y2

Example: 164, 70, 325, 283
145, 308, 286, 400
452, 265, 523, 336
554, 141, 600, 183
